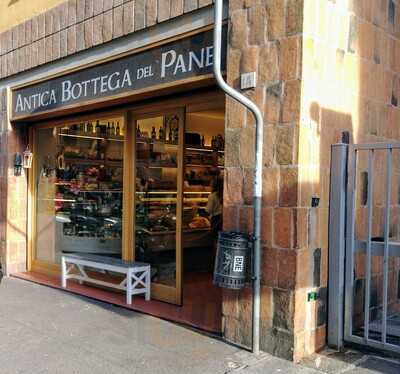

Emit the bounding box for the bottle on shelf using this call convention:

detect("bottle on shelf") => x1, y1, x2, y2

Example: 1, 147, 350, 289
107, 122, 111, 136
111, 122, 115, 136
116, 122, 120, 136
151, 126, 156, 140
95, 120, 100, 135
159, 126, 164, 141
87, 121, 93, 133
169, 126, 173, 143
137, 124, 141, 138
201, 135, 205, 147
174, 127, 179, 143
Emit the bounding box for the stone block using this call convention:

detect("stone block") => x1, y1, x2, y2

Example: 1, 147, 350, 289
103, 10, 113, 42
276, 126, 294, 165
44, 36, 52, 63
45, 9, 53, 37
198, 0, 212, 6
170, 0, 184, 17
31, 41, 38, 67
84, 19, 93, 48
224, 129, 241, 166
239, 126, 255, 168
279, 36, 301, 81
52, 32, 61, 60
104, 0, 114, 11
93, 14, 104, 45
123, 1, 134, 34
261, 327, 294, 360
134, 0, 146, 30
58, 3, 69, 30
77, 0, 86, 23
158, 0, 171, 22
146, 0, 158, 26
277, 249, 296, 290
222, 289, 239, 318
184, 0, 198, 13
68, 0, 77, 26
282, 80, 301, 123
248, 4, 266, 45
261, 208, 273, 248
222, 205, 238, 231
85, 0, 94, 19
230, 10, 248, 49
239, 205, 253, 233
94, 0, 104, 16
224, 167, 243, 205
263, 125, 275, 168
262, 167, 279, 207
38, 13, 46, 39
25, 20, 32, 46
273, 288, 294, 330
266, 0, 285, 41
67, 25, 77, 55
240, 45, 259, 73
76, 23, 85, 51
274, 207, 293, 248
286, 0, 303, 36
31, 17, 39, 43
279, 167, 298, 207
259, 42, 279, 85
113, 6, 124, 38
53, 7, 62, 34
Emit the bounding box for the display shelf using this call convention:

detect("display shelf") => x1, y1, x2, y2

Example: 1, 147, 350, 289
58, 131, 124, 142
63, 157, 123, 167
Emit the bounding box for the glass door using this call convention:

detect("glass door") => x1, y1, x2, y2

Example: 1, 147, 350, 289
132, 109, 184, 305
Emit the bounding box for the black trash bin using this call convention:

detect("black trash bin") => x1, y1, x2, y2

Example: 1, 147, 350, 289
213, 231, 250, 290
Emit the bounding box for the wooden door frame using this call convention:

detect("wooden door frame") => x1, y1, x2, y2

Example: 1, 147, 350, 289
129, 107, 185, 305
27, 89, 225, 303
28, 109, 128, 276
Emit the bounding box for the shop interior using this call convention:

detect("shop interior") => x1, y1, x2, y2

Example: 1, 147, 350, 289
27, 94, 225, 333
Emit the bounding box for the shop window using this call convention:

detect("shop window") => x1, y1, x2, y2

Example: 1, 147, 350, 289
34, 117, 125, 264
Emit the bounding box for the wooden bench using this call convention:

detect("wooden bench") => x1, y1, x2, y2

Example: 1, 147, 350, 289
61, 254, 151, 305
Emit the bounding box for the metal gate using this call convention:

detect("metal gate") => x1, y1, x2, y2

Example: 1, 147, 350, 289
328, 142, 400, 354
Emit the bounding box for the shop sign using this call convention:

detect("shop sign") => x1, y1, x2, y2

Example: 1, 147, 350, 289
11, 27, 227, 119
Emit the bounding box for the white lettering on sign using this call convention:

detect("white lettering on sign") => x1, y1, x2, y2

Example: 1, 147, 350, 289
233, 256, 244, 272
12, 26, 228, 117
160, 46, 214, 78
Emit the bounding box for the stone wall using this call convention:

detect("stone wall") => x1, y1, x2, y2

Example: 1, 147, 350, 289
297, 0, 400, 359
222, 0, 303, 360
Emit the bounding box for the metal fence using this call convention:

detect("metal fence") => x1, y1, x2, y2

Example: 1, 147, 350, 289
329, 142, 400, 354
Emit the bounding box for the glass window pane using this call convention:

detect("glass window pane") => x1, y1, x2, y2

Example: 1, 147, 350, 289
35, 118, 125, 264
135, 115, 180, 287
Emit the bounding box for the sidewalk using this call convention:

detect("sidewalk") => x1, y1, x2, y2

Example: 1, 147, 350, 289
0, 277, 399, 374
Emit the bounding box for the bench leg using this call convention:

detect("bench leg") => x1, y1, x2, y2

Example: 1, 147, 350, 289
61, 256, 67, 288
126, 270, 132, 305
145, 267, 151, 301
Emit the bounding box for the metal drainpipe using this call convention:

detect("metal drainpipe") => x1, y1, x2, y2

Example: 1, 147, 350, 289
213, 0, 264, 355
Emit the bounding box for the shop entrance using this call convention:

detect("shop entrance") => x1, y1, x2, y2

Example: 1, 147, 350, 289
27, 90, 224, 329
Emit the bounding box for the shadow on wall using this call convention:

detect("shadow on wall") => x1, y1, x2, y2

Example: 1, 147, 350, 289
8, 0, 19, 6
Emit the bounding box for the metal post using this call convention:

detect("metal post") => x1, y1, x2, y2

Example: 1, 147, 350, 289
328, 143, 348, 349
213, 0, 264, 354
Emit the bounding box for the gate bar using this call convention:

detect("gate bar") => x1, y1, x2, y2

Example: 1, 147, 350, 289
382, 149, 392, 344
328, 143, 348, 349
364, 150, 375, 341
344, 145, 358, 340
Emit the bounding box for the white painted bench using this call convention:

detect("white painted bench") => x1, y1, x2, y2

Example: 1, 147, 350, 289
61, 254, 151, 305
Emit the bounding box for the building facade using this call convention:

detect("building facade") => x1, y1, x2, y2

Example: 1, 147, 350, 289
0, 0, 399, 362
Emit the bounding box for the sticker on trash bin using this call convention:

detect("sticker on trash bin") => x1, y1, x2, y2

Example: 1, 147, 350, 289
233, 256, 244, 272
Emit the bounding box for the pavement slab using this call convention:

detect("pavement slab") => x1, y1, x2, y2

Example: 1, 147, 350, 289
1, 277, 400, 374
